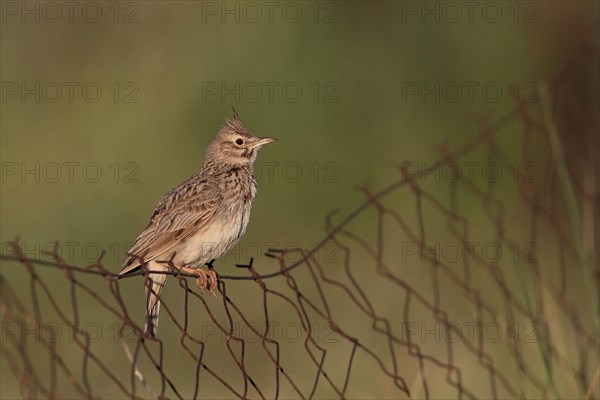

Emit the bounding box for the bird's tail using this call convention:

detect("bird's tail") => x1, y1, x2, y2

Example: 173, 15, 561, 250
143, 261, 168, 337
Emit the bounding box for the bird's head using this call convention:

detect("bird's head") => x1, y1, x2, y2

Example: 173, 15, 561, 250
205, 108, 276, 167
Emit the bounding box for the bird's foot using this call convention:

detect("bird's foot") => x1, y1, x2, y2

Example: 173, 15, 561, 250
235, 257, 254, 269
177, 266, 218, 295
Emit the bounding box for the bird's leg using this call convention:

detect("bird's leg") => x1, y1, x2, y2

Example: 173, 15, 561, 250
235, 257, 254, 269
173, 265, 218, 295
205, 259, 216, 270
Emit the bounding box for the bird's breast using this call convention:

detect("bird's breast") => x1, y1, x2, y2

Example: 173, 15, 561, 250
174, 192, 254, 267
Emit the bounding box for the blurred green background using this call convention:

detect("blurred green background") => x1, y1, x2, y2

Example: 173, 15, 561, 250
1, 0, 596, 270
1, 1, 598, 399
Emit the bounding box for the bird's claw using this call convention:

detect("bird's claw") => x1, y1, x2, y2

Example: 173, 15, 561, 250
194, 268, 218, 296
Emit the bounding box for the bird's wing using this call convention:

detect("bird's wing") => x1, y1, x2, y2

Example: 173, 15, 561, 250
119, 178, 222, 275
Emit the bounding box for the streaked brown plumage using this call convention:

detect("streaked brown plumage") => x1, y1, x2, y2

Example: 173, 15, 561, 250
119, 109, 276, 337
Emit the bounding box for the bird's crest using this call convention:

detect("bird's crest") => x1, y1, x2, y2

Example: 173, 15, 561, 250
224, 106, 249, 135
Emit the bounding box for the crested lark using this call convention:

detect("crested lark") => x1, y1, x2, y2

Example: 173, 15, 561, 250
119, 109, 276, 337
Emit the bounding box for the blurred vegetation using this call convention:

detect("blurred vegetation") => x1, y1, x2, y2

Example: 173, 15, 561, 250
1, 1, 598, 399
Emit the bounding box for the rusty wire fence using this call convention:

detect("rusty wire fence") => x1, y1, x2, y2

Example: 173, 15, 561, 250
2, 41, 599, 399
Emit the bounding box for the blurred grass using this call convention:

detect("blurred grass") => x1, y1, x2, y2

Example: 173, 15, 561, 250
1, 1, 599, 399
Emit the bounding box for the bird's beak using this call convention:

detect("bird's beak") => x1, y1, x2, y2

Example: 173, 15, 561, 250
250, 137, 277, 149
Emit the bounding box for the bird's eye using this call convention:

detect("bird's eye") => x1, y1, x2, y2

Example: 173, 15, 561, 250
235, 138, 244, 145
